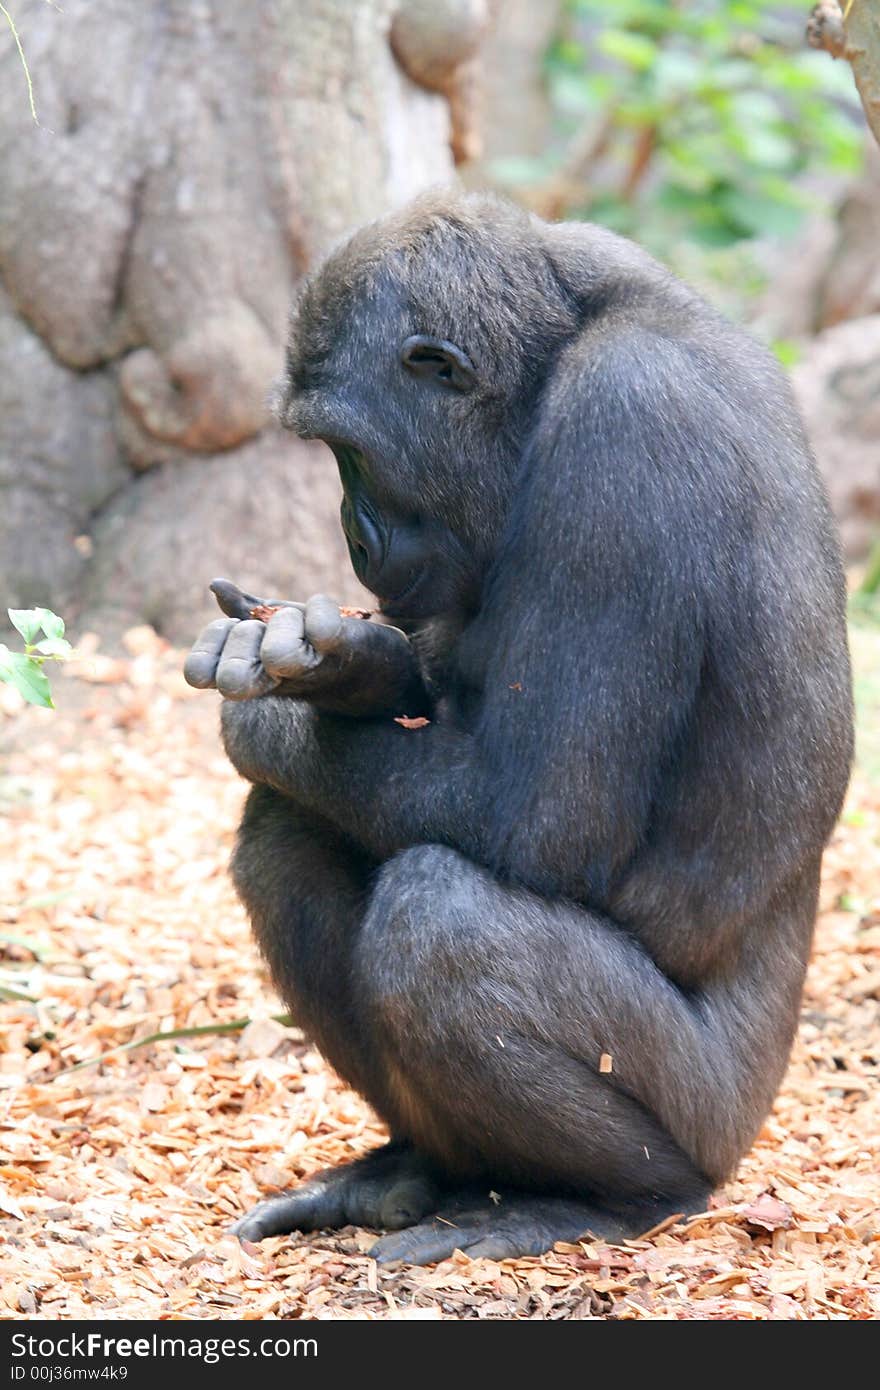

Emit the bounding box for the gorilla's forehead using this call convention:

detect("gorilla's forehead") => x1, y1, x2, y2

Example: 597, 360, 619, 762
287, 260, 406, 388
288, 191, 545, 362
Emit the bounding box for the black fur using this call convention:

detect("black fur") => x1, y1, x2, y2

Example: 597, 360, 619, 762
188, 191, 853, 1264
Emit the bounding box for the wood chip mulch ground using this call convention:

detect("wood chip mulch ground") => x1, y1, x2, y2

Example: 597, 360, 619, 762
1, 627, 877, 1320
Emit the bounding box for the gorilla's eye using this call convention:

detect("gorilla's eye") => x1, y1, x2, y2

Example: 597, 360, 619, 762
400, 335, 476, 393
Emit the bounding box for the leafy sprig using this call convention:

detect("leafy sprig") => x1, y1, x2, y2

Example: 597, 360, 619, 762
0, 608, 72, 708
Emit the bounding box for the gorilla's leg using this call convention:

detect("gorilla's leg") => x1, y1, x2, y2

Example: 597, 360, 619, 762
231, 785, 377, 1095
229, 787, 441, 1238
358, 845, 718, 1264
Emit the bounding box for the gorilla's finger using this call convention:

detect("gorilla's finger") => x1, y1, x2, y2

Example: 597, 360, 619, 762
463, 1231, 534, 1260
215, 620, 278, 699
210, 577, 304, 621
210, 578, 265, 620
304, 594, 345, 653
183, 618, 238, 689
260, 606, 320, 679
370, 1220, 465, 1267
229, 1188, 334, 1241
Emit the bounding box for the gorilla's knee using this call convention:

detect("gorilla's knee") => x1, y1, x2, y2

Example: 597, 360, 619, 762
358, 844, 482, 1022
373, 843, 472, 902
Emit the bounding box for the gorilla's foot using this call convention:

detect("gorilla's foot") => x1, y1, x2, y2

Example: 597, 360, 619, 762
370, 1191, 664, 1265
230, 1142, 439, 1242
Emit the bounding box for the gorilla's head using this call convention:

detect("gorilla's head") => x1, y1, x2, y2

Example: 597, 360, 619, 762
275, 192, 590, 620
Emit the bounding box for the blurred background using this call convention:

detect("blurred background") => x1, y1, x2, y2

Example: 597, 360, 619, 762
0, 0, 878, 643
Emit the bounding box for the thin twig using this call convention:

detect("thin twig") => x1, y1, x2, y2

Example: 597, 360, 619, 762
54, 1012, 296, 1077
0, 982, 40, 1003
0, 4, 38, 123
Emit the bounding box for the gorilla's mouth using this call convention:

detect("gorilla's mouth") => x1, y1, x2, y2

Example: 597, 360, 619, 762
378, 567, 425, 616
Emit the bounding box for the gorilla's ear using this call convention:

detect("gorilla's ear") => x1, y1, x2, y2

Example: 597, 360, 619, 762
401, 335, 476, 392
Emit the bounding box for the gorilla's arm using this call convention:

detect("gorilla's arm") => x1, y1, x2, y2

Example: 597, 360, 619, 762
221, 330, 718, 897
221, 695, 482, 852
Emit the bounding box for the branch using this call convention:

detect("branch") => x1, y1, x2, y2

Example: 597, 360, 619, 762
808, 0, 880, 148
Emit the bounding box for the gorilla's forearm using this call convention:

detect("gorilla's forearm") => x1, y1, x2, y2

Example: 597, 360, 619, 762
221, 696, 488, 863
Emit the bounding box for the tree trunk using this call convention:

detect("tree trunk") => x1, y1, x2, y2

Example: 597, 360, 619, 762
479, 0, 559, 163
0, 0, 470, 640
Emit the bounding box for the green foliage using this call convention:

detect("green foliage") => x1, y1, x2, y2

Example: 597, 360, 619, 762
0, 608, 72, 708
771, 338, 802, 368
857, 534, 880, 598
494, 0, 863, 302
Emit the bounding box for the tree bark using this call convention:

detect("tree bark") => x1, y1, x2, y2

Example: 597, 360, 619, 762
0, 0, 472, 640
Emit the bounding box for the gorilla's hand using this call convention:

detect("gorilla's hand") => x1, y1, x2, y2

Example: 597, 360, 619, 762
184, 580, 429, 718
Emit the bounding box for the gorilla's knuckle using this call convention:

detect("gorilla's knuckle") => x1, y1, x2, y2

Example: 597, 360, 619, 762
308, 616, 342, 648
306, 599, 343, 646
216, 662, 256, 698
261, 638, 304, 676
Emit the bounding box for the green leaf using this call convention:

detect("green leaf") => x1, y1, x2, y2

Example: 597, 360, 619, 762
772, 339, 801, 368
36, 608, 65, 640
718, 187, 805, 240
687, 221, 748, 250
0, 650, 54, 707
549, 70, 600, 116
837, 892, 863, 913
652, 50, 699, 100
32, 637, 72, 659
8, 609, 43, 645
598, 29, 657, 71
548, 37, 586, 67
487, 155, 554, 187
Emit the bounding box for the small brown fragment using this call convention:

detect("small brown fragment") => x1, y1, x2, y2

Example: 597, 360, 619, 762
340, 606, 373, 620
509, 681, 523, 692
599, 1052, 613, 1074
249, 604, 281, 622
394, 715, 431, 729
741, 1192, 793, 1232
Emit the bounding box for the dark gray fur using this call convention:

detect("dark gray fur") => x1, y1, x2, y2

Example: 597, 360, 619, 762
189, 191, 853, 1263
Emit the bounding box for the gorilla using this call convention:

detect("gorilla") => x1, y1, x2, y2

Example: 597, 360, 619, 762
184, 191, 853, 1264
